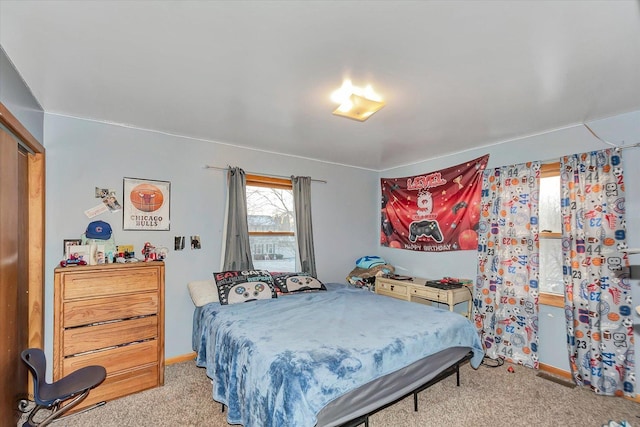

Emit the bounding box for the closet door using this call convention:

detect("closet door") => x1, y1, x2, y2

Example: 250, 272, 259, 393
0, 128, 29, 423
0, 103, 45, 425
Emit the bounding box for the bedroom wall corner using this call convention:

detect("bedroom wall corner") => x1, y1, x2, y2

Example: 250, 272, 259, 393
0, 46, 44, 143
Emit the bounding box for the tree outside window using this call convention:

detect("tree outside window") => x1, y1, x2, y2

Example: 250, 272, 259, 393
539, 162, 564, 307
246, 175, 297, 272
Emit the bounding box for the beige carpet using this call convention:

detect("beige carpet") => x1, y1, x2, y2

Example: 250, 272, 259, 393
20, 360, 640, 427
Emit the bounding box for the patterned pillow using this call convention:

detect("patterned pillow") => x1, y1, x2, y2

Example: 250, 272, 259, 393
271, 272, 326, 294
213, 270, 277, 305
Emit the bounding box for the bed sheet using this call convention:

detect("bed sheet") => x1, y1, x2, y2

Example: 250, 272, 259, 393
193, 283, 483, 427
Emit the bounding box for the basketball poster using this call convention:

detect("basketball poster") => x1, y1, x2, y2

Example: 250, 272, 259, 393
123, 177, 171, 231
381, 154, 488, 252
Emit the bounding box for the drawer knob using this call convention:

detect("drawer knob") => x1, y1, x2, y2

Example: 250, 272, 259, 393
390, 285, 394, 291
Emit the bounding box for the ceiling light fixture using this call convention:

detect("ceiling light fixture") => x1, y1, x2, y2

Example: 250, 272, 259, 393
331, 80, 385, 121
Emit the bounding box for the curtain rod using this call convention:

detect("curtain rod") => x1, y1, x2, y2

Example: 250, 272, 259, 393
204, 165, 327, 183
583, 123, 640, 150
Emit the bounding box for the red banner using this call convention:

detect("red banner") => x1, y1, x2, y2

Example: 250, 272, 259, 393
381, 155, 489, 252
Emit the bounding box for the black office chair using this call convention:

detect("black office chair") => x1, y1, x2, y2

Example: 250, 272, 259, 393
20, 348, 106, 427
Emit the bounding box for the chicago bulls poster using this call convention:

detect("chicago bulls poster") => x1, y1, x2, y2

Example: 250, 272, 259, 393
123, 177, 171, 231
381, 155, 489, 252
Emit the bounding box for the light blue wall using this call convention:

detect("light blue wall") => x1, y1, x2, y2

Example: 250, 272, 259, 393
377, 112, 640, 372
7, 40, 640, 376
0, 46, 44, 143
43, 110, 640, 376
43, 114, 379, 367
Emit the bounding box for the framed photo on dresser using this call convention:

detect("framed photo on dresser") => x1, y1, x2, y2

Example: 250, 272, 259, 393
63, 239, 82, 257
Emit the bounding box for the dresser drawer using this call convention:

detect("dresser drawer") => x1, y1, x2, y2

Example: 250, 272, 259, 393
62, 339, 158, 377
376, 279, 409, 298
61, 267, 160, 300
63, 292, 158, 327
74, 364, 160, 411
62, 315, 158, 356
410, 286, 444, 302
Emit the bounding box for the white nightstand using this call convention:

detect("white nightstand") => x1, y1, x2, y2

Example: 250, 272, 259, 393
375, 276, 473, 318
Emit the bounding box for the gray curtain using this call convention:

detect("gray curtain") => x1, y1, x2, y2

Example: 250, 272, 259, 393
222, 167, 254, 271
292, 176, 317, 277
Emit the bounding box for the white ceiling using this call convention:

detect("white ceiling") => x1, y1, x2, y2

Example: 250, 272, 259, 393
1, 1, 640, 171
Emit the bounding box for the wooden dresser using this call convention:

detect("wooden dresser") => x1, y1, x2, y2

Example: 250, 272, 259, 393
375, 276, 473, 318
53, 262, 165, 410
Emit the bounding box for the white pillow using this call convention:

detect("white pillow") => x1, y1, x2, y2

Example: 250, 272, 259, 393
187, 280, 219, 306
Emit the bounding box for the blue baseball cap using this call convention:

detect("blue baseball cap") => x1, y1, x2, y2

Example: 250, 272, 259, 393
86, 220, 112, 240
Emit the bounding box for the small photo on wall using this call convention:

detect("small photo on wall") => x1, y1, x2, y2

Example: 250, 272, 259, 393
103, 192, 122, 212
175, 236, 185, 251
191, 235, 201, 250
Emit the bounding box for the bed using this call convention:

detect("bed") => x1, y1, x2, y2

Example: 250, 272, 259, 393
192, 282, 484, 427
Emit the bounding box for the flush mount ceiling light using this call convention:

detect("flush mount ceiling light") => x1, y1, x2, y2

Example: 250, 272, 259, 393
331, 80, 385, 121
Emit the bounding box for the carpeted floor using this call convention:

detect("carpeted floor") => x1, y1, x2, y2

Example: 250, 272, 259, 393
19, 360, 640, 427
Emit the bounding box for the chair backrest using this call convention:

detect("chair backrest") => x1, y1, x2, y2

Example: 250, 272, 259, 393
21, 348, 47, 403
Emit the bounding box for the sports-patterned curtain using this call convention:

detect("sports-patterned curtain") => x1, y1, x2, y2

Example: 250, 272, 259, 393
560, 148, 634, 396
475, 162, 540, 368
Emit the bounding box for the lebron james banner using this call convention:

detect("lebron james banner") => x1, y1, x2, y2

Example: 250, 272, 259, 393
381, 155, 489, 252
123, 177, 171, 231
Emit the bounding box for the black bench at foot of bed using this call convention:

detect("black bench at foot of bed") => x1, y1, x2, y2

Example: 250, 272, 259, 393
338, 351, 473, 427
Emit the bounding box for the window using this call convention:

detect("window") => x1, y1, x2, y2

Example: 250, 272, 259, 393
539, 162, 564, 307
245, 175, 297, 272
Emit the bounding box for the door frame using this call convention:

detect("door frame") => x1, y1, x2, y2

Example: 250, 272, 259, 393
0, 103, 45, 355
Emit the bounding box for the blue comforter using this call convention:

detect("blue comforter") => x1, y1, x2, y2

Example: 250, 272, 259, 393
193, 283, 483, 427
